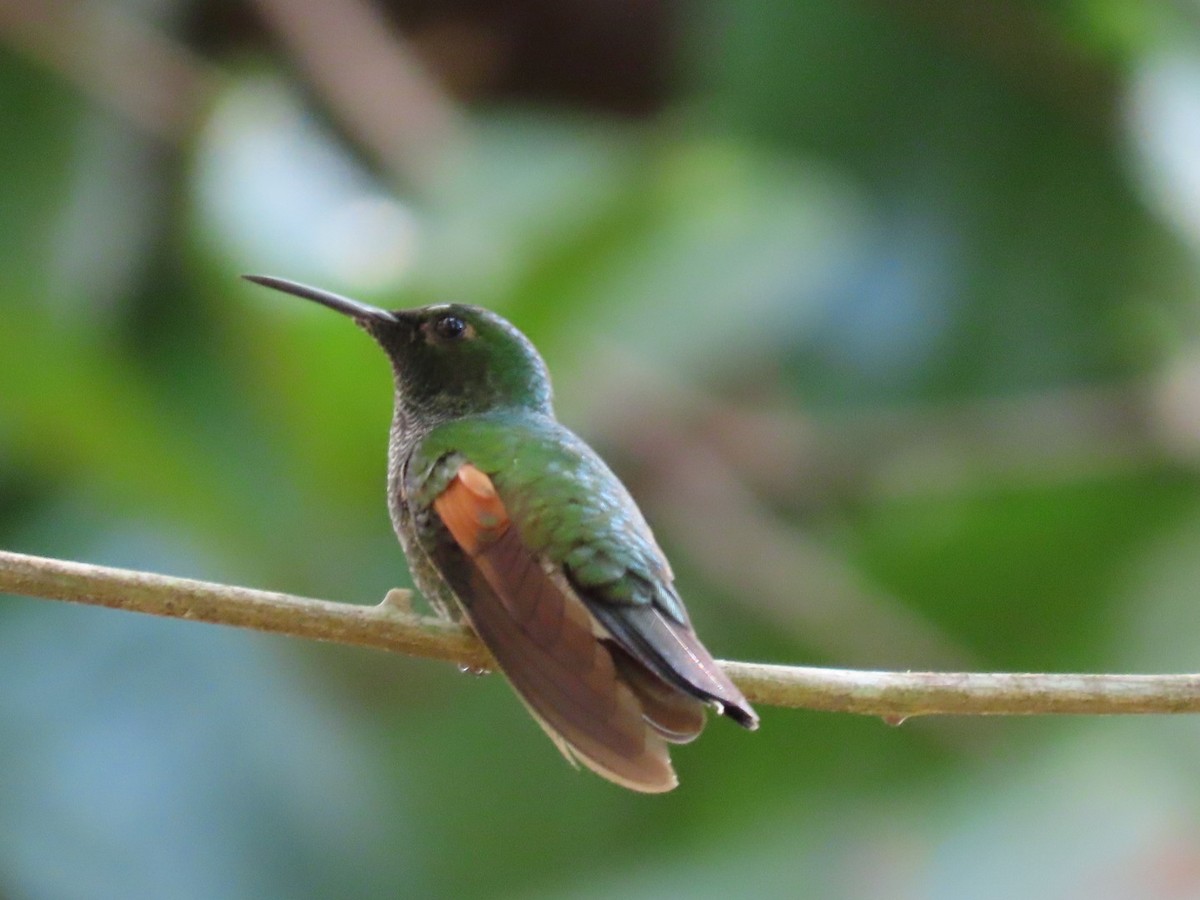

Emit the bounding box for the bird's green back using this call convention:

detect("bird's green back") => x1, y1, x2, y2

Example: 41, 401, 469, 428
407, 411, 688, 623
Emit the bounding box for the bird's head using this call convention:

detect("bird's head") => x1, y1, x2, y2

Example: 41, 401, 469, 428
245, 275, 553, 423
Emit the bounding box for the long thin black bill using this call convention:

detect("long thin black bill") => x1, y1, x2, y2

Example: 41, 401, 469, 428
242, 275, 396, 324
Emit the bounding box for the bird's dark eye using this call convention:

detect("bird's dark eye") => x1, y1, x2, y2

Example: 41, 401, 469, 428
433, 314, 467, 340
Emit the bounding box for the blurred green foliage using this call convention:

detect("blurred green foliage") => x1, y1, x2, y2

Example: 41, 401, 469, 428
4, 1, 1200, 897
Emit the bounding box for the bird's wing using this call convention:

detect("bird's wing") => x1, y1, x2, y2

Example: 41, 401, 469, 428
428, 461, 704, 792
526, 452, 758, 730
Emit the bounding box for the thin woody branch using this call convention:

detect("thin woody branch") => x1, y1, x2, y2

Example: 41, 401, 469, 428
2, 548, 1198, 718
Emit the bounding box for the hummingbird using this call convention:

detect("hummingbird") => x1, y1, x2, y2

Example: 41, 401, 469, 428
244, 275, 758, 792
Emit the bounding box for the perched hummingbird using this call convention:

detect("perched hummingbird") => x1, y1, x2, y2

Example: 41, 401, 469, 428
245, 275, 758, 792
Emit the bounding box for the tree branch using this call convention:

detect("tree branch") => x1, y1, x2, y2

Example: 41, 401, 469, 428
2, 549, 1198, 718
0, 0, 216, 143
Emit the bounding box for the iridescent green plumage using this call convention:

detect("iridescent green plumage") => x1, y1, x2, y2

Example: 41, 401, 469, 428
245, 275, 758, 791
409, 413, 688, 623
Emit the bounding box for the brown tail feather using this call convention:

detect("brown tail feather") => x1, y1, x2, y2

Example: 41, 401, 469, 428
589, 602, 758, 730
590, 600, 758, 734
608, 642, 706, 743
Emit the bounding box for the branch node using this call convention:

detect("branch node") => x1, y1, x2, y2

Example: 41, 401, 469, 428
378, 587, 414, 616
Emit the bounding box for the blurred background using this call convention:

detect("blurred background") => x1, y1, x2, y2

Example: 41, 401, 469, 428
4, 0, 1200, 897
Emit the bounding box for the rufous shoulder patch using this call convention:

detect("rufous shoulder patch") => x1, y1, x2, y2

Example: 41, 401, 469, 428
457, 462, 498, 499
434, 463, 510, 554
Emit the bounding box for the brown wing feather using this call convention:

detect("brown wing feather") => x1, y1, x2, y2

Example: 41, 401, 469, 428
434, 464, 681, 792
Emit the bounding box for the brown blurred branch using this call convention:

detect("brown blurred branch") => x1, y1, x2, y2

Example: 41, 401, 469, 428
0, 0, 216, 142
582, 347, 981, 671
4, 548, 1200, 718
251, 0, 465, 189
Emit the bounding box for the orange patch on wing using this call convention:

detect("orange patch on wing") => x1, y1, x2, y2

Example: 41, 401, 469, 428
433, 463, 510, 554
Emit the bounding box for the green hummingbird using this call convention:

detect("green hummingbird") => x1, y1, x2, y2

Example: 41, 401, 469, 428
245, 275, 758, 792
